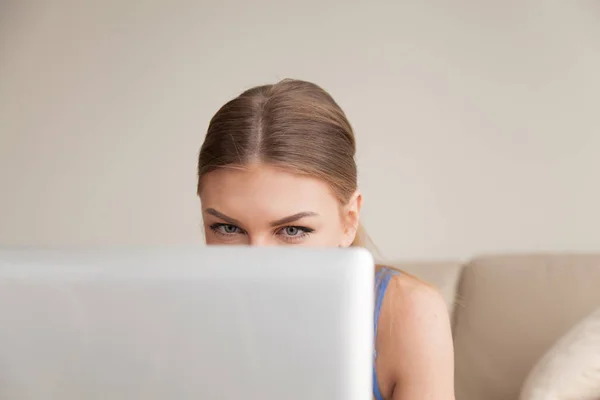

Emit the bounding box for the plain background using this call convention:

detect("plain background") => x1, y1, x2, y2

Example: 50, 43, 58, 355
1, 0, 599, 260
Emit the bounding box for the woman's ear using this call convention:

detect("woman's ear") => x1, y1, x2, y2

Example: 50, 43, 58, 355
341, 190, 362, 247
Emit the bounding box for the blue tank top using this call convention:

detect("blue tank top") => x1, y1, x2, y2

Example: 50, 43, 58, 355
373, 268, 398, 400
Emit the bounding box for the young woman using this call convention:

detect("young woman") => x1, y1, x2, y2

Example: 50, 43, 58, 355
196, 79, 455, 400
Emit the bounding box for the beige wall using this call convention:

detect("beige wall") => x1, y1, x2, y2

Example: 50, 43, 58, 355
1, 1, 599, 259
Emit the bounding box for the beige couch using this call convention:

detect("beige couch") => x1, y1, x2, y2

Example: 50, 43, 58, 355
397, 254, 600, 400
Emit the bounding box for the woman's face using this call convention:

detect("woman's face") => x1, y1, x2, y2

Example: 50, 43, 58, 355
199, 164, 360, 247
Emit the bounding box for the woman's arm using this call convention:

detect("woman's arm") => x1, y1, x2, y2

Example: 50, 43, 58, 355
377, 275, 455, 400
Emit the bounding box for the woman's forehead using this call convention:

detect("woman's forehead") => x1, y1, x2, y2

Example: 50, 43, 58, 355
199, 165, 340, 218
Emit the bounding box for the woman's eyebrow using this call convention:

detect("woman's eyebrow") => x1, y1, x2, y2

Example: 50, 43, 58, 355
270, 212, 318, 227
204, 208, 241, 225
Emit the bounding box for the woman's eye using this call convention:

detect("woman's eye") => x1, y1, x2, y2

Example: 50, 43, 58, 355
222, 225, 239, 234
283, 226, 301, 236
278, 226, 313, 238
212, 224, 242, 235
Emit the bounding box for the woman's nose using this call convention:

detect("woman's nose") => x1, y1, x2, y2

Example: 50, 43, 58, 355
248, 234, 277, 247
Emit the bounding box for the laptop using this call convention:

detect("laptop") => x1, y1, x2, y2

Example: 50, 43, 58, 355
0, 247, 374, 400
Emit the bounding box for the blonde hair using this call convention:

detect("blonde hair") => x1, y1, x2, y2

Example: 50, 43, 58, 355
198, 79, 364, 243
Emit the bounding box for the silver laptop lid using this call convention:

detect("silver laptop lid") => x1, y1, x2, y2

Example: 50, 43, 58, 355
0, 247, 374, 400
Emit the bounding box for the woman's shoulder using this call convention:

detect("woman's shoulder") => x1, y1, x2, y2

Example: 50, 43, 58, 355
375, 264, 454, 397
376, 264, 436, 293
376, 264, 446, 318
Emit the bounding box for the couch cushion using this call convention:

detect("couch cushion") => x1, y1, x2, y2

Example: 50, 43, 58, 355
520, 305, 600, 400
453, 254, 600, 400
